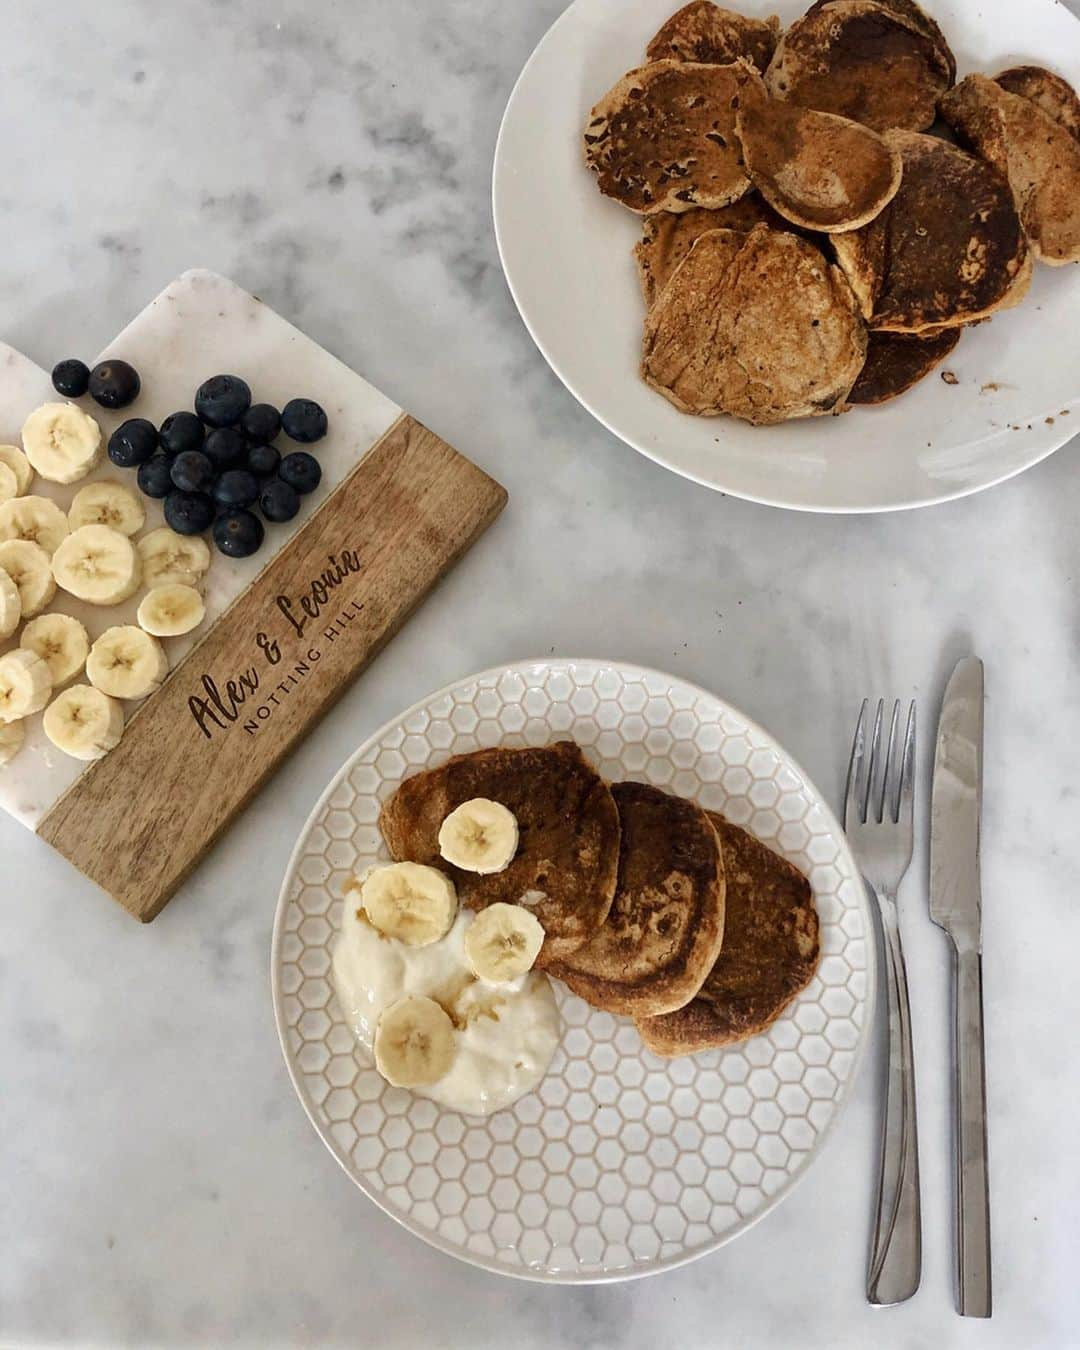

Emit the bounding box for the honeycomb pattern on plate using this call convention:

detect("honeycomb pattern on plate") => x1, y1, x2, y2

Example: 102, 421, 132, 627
273, 661, 871, 1282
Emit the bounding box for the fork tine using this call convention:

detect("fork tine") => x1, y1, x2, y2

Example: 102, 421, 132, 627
880, 700, 902, 822
898, 700, 916, 825
844, 699, 868, 830
867, 698, 885, 822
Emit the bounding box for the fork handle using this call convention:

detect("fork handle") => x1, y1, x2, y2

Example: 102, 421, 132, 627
953, 945, 992, 1317
867, 894, 922, 1306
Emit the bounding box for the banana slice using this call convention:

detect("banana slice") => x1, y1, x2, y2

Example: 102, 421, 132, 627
52, 525, 141, 605
137, 584, 206, 638
0, 445, 33, 495
464, 903, 545, 982
0, 567, 21, 639
0, 463, 18, 505
0, 717, 25, 766
68, 480, 146, 536
20, 613, 90, 685
438, 798, 520, 874
0, 495, 71, 555
21, 402, 103, 484
374, 995, 457, 1087
0, 539, 56, 617
0, 649, 53, 723
43, 684, 124, 760
361, 862, 458, 946
137, 528, 211, 589
86, 626, 168, 700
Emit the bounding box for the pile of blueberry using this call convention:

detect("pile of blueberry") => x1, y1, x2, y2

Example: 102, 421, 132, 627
51, 359, 327, 559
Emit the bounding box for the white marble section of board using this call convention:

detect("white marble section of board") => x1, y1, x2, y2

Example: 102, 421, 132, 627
0, 269, 401, 831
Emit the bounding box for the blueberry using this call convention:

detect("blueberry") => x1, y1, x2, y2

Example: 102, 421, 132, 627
203, 426, 247, 473
164, 490, 214, 535
213, 508, 264, 558
279, 451, 322, 495
259, 477, 300, 523
246, 442, 280, 478
88, 359, 141, 410
137, 454, 174, 499
281, 398, 328, 444
51, 358, 90, 398
240, 402, 281, 444
213, 468, 259, 510
108, 418, 159, 468
159, 411, 204, 456
170, 449, 215, 494
195, 374, 251, 428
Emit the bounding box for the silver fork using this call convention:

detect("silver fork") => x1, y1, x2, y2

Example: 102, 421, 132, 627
844, 698, 921, 1307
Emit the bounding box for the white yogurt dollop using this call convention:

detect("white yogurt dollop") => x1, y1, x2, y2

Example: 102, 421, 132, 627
332, 898, 560, 1117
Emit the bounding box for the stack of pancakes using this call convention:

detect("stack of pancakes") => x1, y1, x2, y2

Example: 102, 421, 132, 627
380, 742, 819, 1055
583, 1, 1080, 423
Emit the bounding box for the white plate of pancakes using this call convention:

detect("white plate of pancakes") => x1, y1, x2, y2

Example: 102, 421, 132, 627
272, 660, 873, 1282
492, 0, 1080, 512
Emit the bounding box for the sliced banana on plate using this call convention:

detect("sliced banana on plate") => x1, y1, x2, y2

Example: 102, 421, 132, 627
0, 495, 71, 555
374, 995, 457, 1087
0, 445, 34, 495
43, 684, 124, 760
86, 625, 168, 700
137, 527, 211, 589
0, 649, 53, 722
0, 462, 18, 505
0, 567, 21, 640
438, 797, 520, 874
68, 480, 146, 536
0, 539, 56, 617
52, 524, 141, 604
20, 612, 91, 685
464, 902, 545, 983
137, 583, 206, 638
21, 402, 103, 484
0, 717, 25, 766
361, 862, 458, 946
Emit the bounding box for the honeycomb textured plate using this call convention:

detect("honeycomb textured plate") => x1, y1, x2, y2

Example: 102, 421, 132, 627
272, 660, 873, 1282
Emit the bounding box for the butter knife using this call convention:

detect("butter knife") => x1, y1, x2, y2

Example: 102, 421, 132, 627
930, 655, 991, 1318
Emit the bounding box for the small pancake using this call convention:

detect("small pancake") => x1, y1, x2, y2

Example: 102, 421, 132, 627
832, 131, 1032, 332
637, 813, 819, 1055
996, 65, 1080, 143
642, 223, 867, 423
848, 327, 961, 404
633, 198, 787, 304
379, 742, 620, 967
765, 0, 952, 133
550, 782, 726, 1018
584, 59, 763, 214
941, 73, 1080, 266
807, 0, 956, 83
646, 1, 781, 73
736, 86, 902, 231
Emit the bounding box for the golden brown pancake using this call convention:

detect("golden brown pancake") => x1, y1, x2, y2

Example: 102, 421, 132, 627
642, 223, 867, 423
637, 813, 819, 1055
379, 742, 620, 967
646, 1, 780, 73
735, 86, 903, 231
765, 0, 952, 133
583, 59, 764, 213
549, 782, 726, 1018
941, 73, 1080, 265
996, 65, 1080, 143
633, 198, 790, 304
832, 131, 1032, 332
847, 327, 961, 404
807, 0, 956, 82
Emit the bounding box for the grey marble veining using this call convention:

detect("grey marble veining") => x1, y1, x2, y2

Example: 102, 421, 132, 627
1, 1, 1078, 1346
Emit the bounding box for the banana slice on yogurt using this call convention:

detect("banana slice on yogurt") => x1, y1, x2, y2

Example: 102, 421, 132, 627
360, 862, 457, 946
374, 995, 457, 1087
465, 902, 545, 982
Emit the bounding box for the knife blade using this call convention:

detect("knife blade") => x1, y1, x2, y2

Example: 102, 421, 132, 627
930, 654, 991, 1319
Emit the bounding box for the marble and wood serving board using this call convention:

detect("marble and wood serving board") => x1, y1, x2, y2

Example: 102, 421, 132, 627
0, 270, 506, 920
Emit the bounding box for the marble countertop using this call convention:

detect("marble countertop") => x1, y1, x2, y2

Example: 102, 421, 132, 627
1, 2, 1077, 1346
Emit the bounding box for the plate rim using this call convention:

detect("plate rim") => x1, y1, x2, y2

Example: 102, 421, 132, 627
491, 0, 1080, 515
271, 656, 877, 1283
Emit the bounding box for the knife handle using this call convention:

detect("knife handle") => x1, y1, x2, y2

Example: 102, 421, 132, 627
953, 945, 992, 1317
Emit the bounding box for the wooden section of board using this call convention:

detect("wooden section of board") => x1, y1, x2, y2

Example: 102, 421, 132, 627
38, 414, 507, 921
